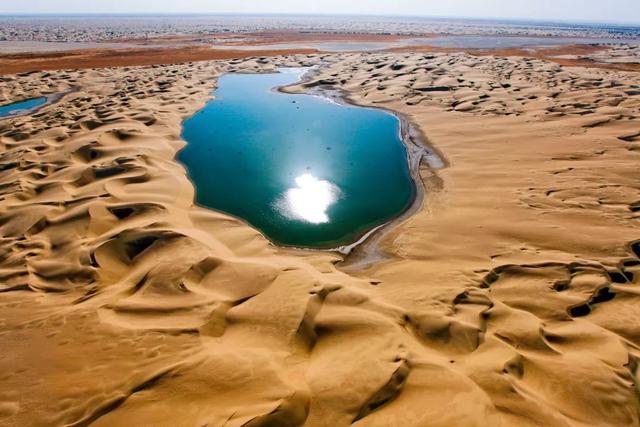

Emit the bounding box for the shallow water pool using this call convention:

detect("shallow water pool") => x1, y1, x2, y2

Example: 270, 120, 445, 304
0, 97, 47, 118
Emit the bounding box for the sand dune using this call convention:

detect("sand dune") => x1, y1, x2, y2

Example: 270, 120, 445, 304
1, 50, 640, 426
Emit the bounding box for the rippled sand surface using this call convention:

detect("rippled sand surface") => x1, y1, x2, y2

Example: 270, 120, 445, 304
1, 50, 640, 426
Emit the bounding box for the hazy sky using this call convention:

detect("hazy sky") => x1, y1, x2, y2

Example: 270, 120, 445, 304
2, 0, 639, 25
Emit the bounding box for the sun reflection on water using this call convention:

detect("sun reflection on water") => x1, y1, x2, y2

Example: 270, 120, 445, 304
276, 174, 340, 224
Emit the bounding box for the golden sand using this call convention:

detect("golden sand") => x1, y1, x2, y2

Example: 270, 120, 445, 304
1, 51, 639, 425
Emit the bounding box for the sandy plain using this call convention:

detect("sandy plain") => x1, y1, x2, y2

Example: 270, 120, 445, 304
1, 28, 640, 427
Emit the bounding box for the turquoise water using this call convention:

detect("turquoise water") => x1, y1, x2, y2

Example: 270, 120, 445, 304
0, 97, 47, 117
179, 68, 413, 248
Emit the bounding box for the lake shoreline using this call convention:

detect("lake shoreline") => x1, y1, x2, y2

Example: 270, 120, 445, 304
278, 65, 447, 267
177, 65, 431, 254
0, 87, 78, 121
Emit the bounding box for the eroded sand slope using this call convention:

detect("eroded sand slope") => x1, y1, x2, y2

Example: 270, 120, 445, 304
1, 52, 640, 426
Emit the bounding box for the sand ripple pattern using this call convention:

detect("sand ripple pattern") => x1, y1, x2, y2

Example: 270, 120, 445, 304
0, 52, 640, 426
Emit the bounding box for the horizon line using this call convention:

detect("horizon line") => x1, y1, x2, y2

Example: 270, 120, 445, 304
0, 12, 639, 27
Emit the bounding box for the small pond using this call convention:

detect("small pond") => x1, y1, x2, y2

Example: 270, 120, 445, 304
0, 97, 47, 118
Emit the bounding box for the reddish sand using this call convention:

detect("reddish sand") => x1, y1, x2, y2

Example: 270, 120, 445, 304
227, 30, 423, 45
109, 30, 425, 46
0, 46, 317, 75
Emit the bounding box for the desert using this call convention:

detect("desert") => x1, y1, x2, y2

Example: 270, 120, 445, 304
1, 6, 640, 427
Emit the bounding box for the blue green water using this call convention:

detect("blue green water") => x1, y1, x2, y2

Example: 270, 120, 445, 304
179, 68, 414, 248
0, 97, 47, 117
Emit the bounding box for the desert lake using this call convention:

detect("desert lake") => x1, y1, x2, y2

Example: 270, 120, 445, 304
0, 96, 47, 118
179, 68, 414, 248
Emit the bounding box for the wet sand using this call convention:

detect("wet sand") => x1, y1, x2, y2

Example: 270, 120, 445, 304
283, 77, 444, 265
